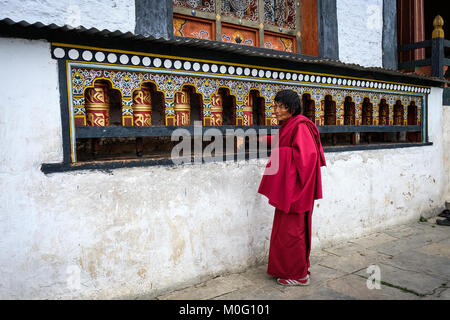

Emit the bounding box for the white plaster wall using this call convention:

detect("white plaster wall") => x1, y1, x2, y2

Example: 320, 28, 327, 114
0, 0, 135, 32
0, 38, 446, 300
443, 105, 450, 200
336, 0, 383, 67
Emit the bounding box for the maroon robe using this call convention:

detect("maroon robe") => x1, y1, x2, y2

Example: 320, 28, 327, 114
258, 114, 326, 279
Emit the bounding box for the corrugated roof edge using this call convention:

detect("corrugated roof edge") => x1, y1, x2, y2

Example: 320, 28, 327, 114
0, 17, 447, 85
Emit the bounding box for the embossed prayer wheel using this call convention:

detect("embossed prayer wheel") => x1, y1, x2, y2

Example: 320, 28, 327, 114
379, 101, 389, 125
361, 99, 373, 125
344, 98, 356, 125
304, 101, 315, 123
132, 87, 152, 126
210, 93, 223, 126
174, 88, 191, 126
270, 105, 279, 125
85, 82, 110, 126
324, 97, 337, 125
243, 94, 253, 126
394, 103, 404, 125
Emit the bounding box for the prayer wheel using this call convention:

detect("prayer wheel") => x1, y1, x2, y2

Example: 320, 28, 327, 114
85, 82, 110, 126
394, 104, 404, 125
324, 97, 337, 125
304, 100, 315, 123
210, 93, 223, 126
361, 99, 373, 125
344, 99, 355, 125
132, 87, 152, 126
243, 94, 253, 126
174, 88, 191, 126
379, 101, 389, 125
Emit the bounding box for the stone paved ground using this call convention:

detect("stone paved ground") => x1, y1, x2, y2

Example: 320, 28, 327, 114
143, 216, 450, 300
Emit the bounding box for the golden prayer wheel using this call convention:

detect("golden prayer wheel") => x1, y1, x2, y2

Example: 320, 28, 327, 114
210, 93, 223, 126
394, 104, 404, 125
379, 104, 389, 125
132, 87, 152, 126
85, 82, 110, 126
174, 88, 191, 126
243, 94, 253, 126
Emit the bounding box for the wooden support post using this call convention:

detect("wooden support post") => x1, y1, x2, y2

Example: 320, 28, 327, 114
431, 15, 444, 78
352, 133, 360, 145
136, 137, 144, 157
91, 138, 100, 159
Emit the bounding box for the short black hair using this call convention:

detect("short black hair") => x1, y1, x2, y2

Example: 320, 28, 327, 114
274, 90, 302, 116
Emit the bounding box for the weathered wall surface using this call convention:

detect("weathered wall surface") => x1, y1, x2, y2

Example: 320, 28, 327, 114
0, 38, 446, 299
443, 105, 450, 200
336, 0, 383, 67
0, 0, 135, 32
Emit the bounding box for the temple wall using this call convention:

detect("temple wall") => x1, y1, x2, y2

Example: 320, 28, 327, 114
0, 0, 135, 32
336, 0, 383, 67
443, 104, 450, 200
0, 38, 446, 299
316, 87, 445, 246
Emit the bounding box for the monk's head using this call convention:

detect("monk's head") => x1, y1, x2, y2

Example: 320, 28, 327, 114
273, 90, 302, 122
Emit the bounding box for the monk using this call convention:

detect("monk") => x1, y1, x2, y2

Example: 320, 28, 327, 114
258, 89, 326, 286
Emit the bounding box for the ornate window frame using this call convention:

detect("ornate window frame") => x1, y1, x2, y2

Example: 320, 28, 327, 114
43, 42, 432, 173
172, 0, 301, 52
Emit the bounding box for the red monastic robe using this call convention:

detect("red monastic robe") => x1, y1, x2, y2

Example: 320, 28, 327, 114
258, 114, 326, 279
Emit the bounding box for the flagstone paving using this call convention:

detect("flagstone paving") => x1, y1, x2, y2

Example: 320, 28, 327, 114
141, 216, 450, 300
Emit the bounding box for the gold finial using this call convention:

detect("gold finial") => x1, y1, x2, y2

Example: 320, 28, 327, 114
432, 15, 444, 38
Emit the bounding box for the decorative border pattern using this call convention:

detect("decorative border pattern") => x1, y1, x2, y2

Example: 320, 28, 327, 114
52, 44, 432, 95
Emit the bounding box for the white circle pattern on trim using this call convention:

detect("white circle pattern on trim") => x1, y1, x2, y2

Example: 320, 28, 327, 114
53, 48, 65, 58
174, 60, 182, 69
164, 59, 172, 68
220, 65, 227, 73
131, 56, 141, 65
107, 53, 117, 63
120, 54, 129, 64
68, 49, 79, 60
142, 57, 151, 66
82, 51, 93, 61
61, 46, 431, 98
95, 51, 105, 62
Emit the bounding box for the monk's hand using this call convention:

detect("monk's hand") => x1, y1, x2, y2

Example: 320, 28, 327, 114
236, 137, 245, 149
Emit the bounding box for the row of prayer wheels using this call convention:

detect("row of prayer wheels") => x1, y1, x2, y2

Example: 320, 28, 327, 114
84, 82, 417, 127
84, 83, 259, 127
84, 82, 152, 127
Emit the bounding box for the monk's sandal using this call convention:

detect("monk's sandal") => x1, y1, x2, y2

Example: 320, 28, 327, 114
277, 275, 310, 286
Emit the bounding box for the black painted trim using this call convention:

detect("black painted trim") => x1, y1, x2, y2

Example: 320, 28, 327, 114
75, 125, 422, 139
443, 87, 450, 105
317, 0, 339, 60
75, 126, 280, 138
382, 0, 398, 70
323, 142, 432, 153
41, 142, 434, 174
432, 37, 444, 78
57, 59, 71, 164
398, 40, 431, 51
318, 125, 421, 133
398, 59, 432, 70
